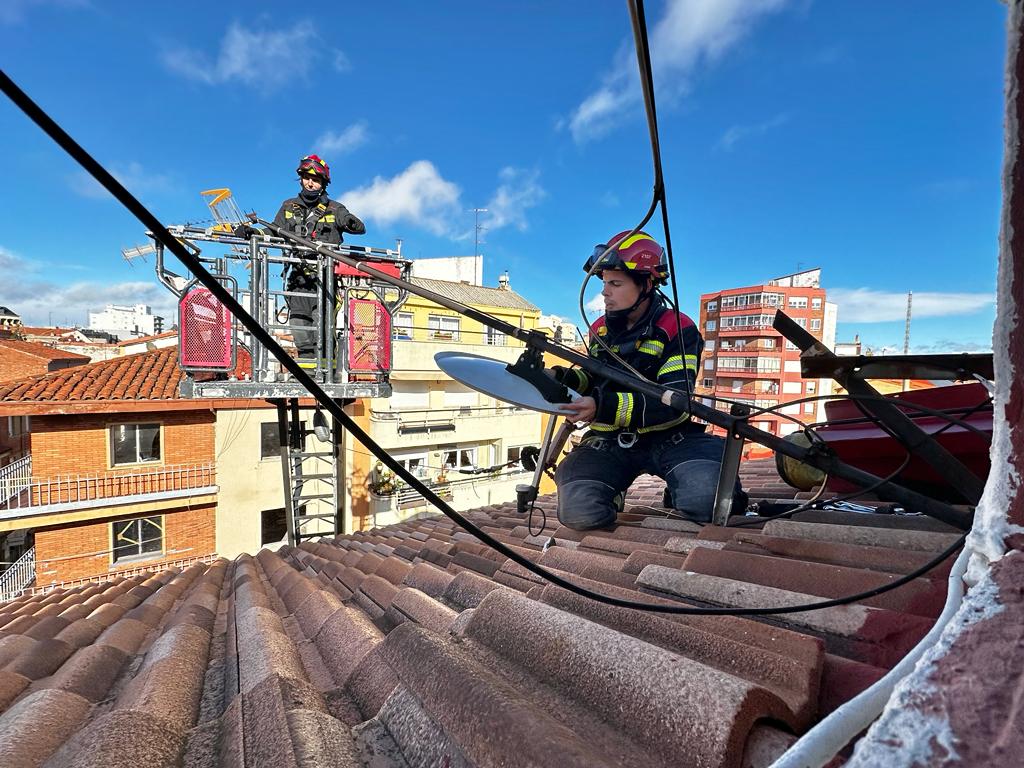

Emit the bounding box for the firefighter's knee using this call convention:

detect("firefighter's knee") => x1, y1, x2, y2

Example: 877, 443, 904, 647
665, 459, 721, 523
556, 479, 622, 530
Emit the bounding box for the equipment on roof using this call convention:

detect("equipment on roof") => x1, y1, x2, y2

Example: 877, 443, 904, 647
434, 350, 579, 415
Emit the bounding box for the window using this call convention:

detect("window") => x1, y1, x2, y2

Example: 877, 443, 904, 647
260, 508, 288, 545
761, 338, 776, 349
810, 319, 822, 331
111, 516, 163, 563
704, 359, 715, 370
785, 340, 799, 351
260, 420, 306, 459
395, 452, 429, 478
705, 340, 715, 352
788, 296, 808, 309
806, 381, 817, 393
110, 423, 161, 466
731, 379, 743, 393
705, 320, 717, 332
719, 314, 774, 329
506, 446, 530, 472
795, 318, 807, 328
391, 381, 430, 410
485, 325, 506, 346
428, 314, 460, 341
706, 300, 718, 312
811, 298, 823, 310
804, 402, 816, 414
393, 312, 414, 339
7, 416, 29, 437
442, 447, 478, 471
701, 378, 714, 388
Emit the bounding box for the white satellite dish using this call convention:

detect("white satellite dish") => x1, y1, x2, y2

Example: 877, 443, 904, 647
434, 351, 580, 415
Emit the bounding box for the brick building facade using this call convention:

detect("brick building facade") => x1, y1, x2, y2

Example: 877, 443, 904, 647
697, 268, 838, 437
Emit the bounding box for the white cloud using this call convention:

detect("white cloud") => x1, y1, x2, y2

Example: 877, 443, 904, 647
715, 112, 789, 151
829, 288, 995, 323
67, 161, 173, 200
585, 293, 606, 316
339, 162, 547, 239
482, 168, 546, 232
315, 121, 369, 156
161, 20, 349, 92
566, 0, 790, 143
339, 160, 462, 236
0, 246, 174, 327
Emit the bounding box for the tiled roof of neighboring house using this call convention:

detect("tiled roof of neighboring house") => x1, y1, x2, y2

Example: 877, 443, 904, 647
0, 305, 18, 317
0, 346, 183, 402
115, 331, 177, 347
16, 326, 75, 337
411, 276, 540, 312
0, 462, 966, 767
0, 338, 91, 363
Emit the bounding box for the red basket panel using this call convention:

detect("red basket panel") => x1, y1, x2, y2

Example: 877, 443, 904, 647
179, 287, 234, 369
348, 299, 391, 372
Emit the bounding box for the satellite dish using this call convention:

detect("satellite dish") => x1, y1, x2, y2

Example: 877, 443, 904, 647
435, 351, 580, 415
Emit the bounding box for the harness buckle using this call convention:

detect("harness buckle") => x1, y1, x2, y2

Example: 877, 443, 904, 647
616, 431, 638, 449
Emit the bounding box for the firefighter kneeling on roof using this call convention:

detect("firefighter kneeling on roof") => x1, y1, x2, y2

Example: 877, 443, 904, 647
550, 231, 747, 530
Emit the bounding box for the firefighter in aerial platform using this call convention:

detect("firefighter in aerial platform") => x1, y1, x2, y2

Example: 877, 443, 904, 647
550, 231, 746, 529
239, 154, 365, 361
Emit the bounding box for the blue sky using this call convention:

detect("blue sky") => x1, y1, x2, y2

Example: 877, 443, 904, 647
0, 0, 1007, 352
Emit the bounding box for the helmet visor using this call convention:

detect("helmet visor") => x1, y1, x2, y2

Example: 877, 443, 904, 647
584, 243, 616, 274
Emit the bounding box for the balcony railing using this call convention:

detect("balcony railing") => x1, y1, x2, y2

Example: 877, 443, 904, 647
0, 455, 32, 504
0, 461, 216, 513
0, 546, 35, 602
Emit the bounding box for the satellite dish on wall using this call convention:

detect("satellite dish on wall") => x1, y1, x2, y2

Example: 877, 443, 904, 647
434, 351, 580, 415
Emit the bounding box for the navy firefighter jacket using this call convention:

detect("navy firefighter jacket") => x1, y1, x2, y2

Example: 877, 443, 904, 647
557, 295, 703, 435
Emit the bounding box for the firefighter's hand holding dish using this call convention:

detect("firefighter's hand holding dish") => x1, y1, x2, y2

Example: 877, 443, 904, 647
559, 395, 596, 424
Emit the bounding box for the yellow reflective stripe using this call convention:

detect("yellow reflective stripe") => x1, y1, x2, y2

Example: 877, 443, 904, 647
284, 211, 294, 218
619, 232, 655, 249
323, 214, 336, 223
591, 422, 617, 431
575, 369, 590, 390
637, 412, 691, 434
637, 340, 664, 356
615, 393, 634, 427
658, 354, 699, 377
658, 355, 685, 376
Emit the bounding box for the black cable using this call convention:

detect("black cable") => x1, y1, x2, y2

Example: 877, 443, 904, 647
0, 69, 970, 617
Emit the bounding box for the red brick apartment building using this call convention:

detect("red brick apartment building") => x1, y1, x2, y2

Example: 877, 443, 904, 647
0, 348, 232, 591
697, 268, 837, 437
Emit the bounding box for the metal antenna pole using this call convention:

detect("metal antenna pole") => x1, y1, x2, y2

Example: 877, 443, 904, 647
470, 208, 488, 258
903, 291, 913, 392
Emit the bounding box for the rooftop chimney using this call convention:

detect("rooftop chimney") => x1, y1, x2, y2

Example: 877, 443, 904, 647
498, 270, 510, 290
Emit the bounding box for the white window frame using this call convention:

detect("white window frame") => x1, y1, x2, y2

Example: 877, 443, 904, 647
706, 300, 718, 312
705, 320, 717, 332
428, 314, 460, 341
108, 422, 162, 467
810, 318, 822, 331
811, 297, 823, 310
393, 312, 414, 339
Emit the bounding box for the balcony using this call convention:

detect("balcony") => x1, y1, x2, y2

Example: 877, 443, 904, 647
370, 405, 535, 450
0, 457, 217, 521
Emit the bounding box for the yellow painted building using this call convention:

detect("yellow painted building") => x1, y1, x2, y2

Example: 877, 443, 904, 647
345, 276, 545, 531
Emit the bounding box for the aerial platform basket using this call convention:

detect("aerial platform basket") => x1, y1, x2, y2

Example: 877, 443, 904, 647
145, 222, 411, 401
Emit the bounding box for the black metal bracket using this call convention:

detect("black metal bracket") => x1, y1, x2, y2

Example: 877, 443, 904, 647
506, 345, 572, 405
773, 311, 985, 506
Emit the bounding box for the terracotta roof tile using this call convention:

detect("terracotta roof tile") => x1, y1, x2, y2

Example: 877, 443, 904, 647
0, 338, 90, 362
0, 467, 972, 767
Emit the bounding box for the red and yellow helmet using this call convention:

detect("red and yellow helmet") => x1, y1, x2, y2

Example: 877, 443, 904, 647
584, 230, 668, 285
296, 154, 331, 185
